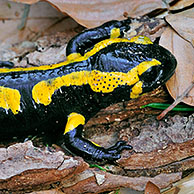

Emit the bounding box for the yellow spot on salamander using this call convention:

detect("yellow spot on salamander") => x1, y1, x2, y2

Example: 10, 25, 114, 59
130, 81, 143, 99
91, 141, 101, 147
129, 59, 161, 98
0, 86, 21, 114
137, 59, 161, 75
88, 59, 161, 93
88, 69, 139, 93
32, 69, 139, 105
0, 37, 134, 74
66, 53, 82, 61
110, 28, 120, 38
64, 112, 85, 134
32, 59, 161, 106
32, 71, 90, 106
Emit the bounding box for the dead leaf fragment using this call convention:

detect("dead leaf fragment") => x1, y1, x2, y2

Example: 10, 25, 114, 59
166, 8, 194, 46
169, 0, 194, 11
160, 27, 194, 106
162, 172, 194, 194
145, 181, 160, 194
12, 0, 168, 28
94, 171, 106, 185
0, 0, 79, 62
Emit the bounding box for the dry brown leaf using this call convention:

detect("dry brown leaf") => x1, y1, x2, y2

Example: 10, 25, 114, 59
145, 181, 161, 194
169, 0, 194, 11
13, 0, 168, 28
162, 172, 194, 194
0, 0, 79, 61
166, 8, 194, 46
160, 27, 194, 106
0, 0, 66, 43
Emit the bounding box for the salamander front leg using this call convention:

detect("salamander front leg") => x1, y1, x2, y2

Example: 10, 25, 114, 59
63, 112, 133, 162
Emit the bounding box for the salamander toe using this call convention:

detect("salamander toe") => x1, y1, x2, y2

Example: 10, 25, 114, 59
107, 141, 133, 154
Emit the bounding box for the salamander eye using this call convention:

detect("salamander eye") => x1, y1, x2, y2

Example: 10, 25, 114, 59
140, 66, 162, 83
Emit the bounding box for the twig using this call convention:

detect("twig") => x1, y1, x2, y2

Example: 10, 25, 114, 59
17, 4, 30, 30
157, 81, 194, 120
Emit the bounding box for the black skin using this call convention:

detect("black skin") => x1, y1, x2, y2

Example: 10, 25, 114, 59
0, 18, 177, 162
0, 61, 14, 68
66, 18, 132, 56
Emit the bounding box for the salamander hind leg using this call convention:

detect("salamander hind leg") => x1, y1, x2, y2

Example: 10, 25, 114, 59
63, 112, 132, 163
0, 61, 15, 68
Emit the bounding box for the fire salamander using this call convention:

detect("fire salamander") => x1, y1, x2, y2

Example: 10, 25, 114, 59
0, 18, 176, 162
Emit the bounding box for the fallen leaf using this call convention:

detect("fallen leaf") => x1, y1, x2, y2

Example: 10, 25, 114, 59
162, 172, 194, 194
169, 0, 194, 11
160, 27, 194, 106
13, 0, 169, 28
166, 8, 194, 46
0, 0, 79, 61
94, 171, 106, 185
145, 181, 160, 194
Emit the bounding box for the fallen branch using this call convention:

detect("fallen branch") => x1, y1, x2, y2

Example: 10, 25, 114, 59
59, 169, 182, 193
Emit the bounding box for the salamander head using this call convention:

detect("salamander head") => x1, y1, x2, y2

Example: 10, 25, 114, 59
92, 42, 177, 98
137, 44, 177, 94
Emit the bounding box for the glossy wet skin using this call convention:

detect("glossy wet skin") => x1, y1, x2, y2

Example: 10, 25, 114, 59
131, 43, 176, 93
92, 41, 176, 96
0, 18, 177, 162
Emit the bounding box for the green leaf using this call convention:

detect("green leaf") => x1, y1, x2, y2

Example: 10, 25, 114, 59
141, 103, 194, 111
